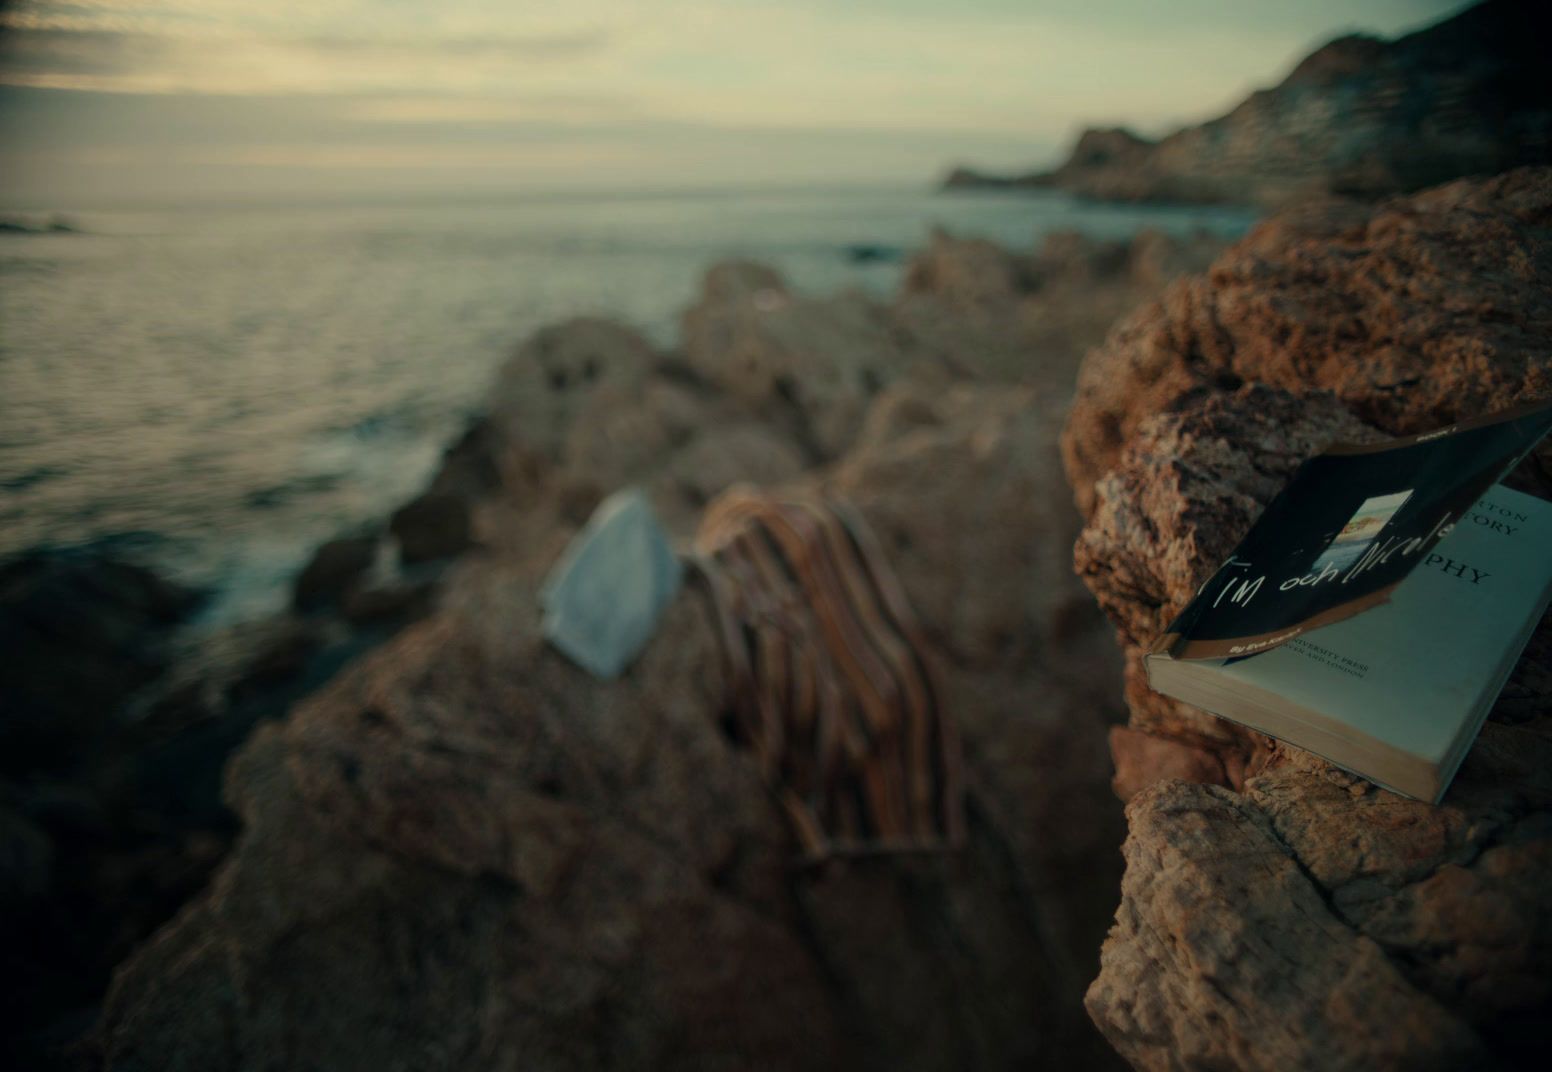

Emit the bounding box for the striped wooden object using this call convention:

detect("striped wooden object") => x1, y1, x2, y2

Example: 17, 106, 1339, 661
688, 487, 965, 862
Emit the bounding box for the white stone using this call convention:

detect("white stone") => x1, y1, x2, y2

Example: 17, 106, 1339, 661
541, 488, 682, 679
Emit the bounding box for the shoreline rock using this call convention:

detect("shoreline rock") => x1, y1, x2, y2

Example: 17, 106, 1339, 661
8, 219, 1231, 1068
1065, 168, 1552, 1067
79, 220, 1203, 1069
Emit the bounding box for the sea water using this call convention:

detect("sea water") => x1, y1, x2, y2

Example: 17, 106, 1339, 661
0, 186, 1256, 624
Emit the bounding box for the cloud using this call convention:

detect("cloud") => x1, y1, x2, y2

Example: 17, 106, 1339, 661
297, 29, 609, 61
0, 16, 613, 95
0, 27, 173, 78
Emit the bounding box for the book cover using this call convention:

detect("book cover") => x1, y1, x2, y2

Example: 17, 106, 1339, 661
1199, 485, 1552, 799
1155, 399, 1552, 661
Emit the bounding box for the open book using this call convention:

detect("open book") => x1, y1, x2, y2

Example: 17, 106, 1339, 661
1146, 399, 1552, 802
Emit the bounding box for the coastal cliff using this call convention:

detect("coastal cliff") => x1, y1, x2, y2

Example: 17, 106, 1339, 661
1064, 167, 1552, 1068
946, 0, 1552, 207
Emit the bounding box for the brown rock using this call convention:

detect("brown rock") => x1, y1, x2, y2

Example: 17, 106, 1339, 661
341, 578, 438, 625
894, 228, 1227, 388
900, 227, 1031, 315
1086, 780, 1488, 1071
1064, 167, 1552, 517
1107, 726, 1225, 803
1068, 170, 1552, 1068
292, 536, 377, 610
486, 317, 662, 480
681, 263, 917, 460
821, 382, 1090, 667
390, 489, 475, 563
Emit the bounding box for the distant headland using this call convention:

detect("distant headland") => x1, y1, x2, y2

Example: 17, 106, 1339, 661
942, 0, 1550, 207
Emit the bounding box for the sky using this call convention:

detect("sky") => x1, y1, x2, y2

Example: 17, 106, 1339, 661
0, 0, 1469, 204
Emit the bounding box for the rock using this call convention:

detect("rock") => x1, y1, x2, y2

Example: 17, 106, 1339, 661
341, 578, 438, 626
226, 617, 325, 701
1079, 388, 1552, 1065
894, 227, 1228, 388
427, 417, 502, 499
292, 536, 378, 610
681, 263, 918, 460
820, 382, 1091, 667
96, 376, 1128, 1071
955, 1, 1552, 207
540, 489, 683, 680
1075, 387, 1376, 780
487, 317, 663, 484
0, 550, 201, 773
901, 228, 1031, 314
1086, 780, 1489, 1071
390, 489, 475, 563
661, 422, 809, 515
1064, 167, 1552, 518
1066, 170, 1552, 1067
481, 314, 812, 539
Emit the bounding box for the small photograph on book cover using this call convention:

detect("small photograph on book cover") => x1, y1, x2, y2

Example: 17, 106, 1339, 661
1309, 489, 1413, 573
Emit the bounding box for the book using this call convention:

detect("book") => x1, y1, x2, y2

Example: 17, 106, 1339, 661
1145, 400, 1552, 802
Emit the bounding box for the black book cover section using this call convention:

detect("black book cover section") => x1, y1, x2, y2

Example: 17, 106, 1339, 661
1159, 397, 1552, 662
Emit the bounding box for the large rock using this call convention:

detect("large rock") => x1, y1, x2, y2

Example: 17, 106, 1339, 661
1064, 170, 1552, 1067
389, 490, 475, 563
292, 536, 377, 610
0, 550, 201, 773
680, 262, 923, 460
1064, 167, 1552, 517
96, 310, 1130, 1069
482, 314, 811, 540
1078, 386, 1552, 1067
1076, 387, 1378, 786
895, 228, 1225, 388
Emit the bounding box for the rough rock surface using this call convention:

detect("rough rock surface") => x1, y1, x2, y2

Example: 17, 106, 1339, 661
95, 265, 1132, 1069
1065, 170, 1552, 1068
895, 227, 1224, 388
1064, 167, 1552, 517
949, 1, 1552, 207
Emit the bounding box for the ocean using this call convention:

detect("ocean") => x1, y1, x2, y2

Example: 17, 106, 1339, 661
0, 186, 1256, 625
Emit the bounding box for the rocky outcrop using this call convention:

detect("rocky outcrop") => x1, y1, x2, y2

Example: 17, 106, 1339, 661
1064, 167, 1552, 517
92, 249, 1139, 1069
292, 536, 377, 610
895, 227, 1224, 387
1064, 170, 1552, 1067
679, 263, 922, 461
0, 550, 201, 774
11, 218, 1211, 1066
948, 1, 1552, 206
